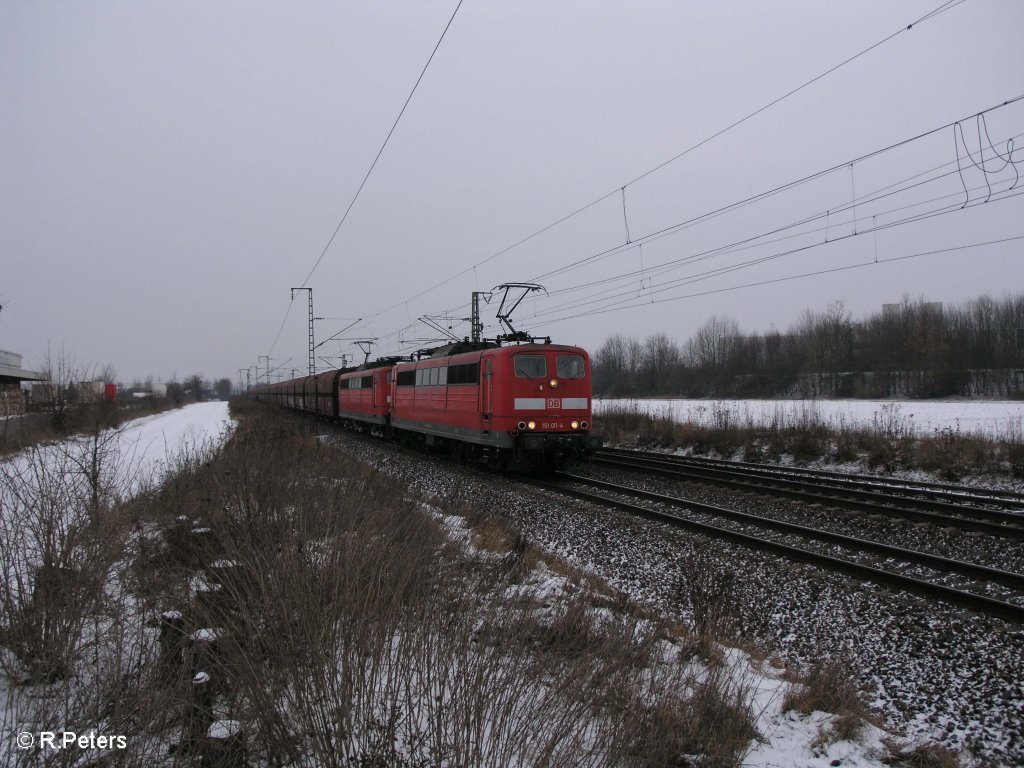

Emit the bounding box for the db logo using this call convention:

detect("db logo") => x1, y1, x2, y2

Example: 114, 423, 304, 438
546, 398, 561, 409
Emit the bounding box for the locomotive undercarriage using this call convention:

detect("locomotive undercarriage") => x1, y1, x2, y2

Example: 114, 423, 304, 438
510, 432, 599, 471
392, 425, 597, 472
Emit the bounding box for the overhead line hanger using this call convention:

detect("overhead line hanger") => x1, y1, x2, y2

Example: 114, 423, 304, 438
363, 0, 971, 324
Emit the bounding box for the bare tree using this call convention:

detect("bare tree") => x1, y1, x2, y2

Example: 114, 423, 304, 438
214, 377, 233, 400
686, 315, 740, 370
641, 333, 680, 394
186, 373, 205, 402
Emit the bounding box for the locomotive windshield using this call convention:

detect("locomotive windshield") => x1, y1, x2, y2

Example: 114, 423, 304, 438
514, 354, 546, 379
556, 355, 585, 379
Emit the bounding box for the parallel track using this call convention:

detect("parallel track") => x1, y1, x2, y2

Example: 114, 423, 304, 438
530, 473, 1024, 623
322, 420, 1024, 620
594, 449, 1024, 539
617, 449, 1024, 506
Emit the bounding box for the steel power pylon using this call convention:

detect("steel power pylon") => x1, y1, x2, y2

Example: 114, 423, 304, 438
470, 291, 491, 342
291, 288, 315, 376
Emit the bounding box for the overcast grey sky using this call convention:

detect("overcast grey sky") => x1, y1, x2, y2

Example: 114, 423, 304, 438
3, 0, 1022, 385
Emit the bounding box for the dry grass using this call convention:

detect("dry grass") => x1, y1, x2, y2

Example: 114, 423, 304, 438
883, 740, 961, 767
597, 405, 1024, 478
0, 402, 762, 767
619, 665, 760, 768
783, 659, 869, 744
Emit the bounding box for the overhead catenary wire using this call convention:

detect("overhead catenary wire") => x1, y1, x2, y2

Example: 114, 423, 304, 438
299, 0, 465, 288
369, 104, 1023, 347
430, 133, 1021, 347
361, 182, 1021, 358
529, 94, 1024, 284
523, 186, 1024, 325
270, 1, 1002, 365
526, 175, 1024, 322
356, 0, 971, 327
265, 0, 464, 359
359, 89, 1023, 355
534, 132, 1024, 304
536, 233, 1024, 326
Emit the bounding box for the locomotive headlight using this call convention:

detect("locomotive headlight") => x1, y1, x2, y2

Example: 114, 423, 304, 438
527, 420, 536, 430
571, 420, 579, 430
581, 420, 589, 430
549, 379, 558, 388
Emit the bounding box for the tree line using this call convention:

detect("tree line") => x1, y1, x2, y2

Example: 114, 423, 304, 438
592, 293, 1024, 399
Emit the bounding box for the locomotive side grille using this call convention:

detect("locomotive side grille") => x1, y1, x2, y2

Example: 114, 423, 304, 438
560, 397, 589, 409
513, 398, 546, 410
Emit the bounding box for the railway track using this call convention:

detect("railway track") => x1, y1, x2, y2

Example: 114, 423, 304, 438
531, 472, 1024, 623
326, 427, 1024, 620
594, 448, 1024, 539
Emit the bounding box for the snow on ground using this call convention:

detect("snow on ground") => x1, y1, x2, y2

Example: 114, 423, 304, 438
104, 401, 233, 491
597, 397, 1024, 438
1, 401, 233, 507
0, 402, 234, 764
738, 647, 892, 768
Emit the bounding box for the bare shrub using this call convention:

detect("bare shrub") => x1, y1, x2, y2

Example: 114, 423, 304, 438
834, 423, 859, 463
0, 452, 179, 768
789, 430, 826, 464
917, 426, 968, 481
0, 432, 130, 681
614, 664, 759, 768
1006, 418, 1024, 477
677, 546, 737, 647
783, 659, 867, 743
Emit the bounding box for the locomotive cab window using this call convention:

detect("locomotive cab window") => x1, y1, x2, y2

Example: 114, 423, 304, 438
556, 355, 585, 379
514, 354, 546, 379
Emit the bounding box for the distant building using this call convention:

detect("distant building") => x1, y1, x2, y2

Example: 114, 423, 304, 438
882, 302, 943, 317
0, 349, 47, 416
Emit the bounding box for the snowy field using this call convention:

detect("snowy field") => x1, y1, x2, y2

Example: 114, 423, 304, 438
0, 401, 234, 513
0, 402, 234, 764
596, 397, 1024, 438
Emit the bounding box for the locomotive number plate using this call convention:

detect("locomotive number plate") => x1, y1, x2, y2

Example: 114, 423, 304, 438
542, 422, 564, 430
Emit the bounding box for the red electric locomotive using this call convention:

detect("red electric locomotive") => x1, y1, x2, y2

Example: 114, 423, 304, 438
336, 363, 394, 430
390, 340, 597, 469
